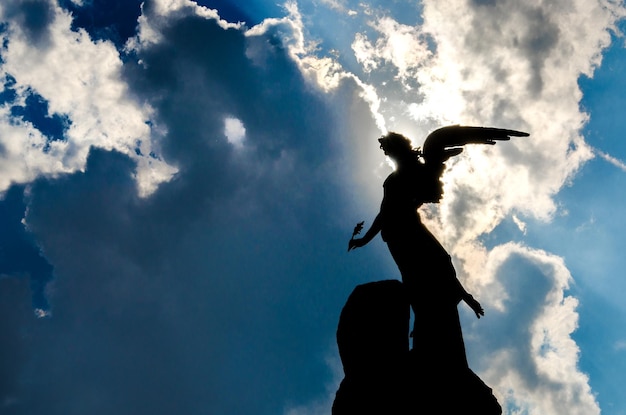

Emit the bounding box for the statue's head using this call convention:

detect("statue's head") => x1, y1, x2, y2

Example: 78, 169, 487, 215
378, 131, 446, 203
378, 132, 418, 161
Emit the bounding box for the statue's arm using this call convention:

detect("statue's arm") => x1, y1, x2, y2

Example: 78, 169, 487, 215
460, 287, 484, 319
447, 265, 484, 318
348, 214, 382, 251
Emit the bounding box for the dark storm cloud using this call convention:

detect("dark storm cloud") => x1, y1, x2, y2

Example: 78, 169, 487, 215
0, 276, 37, 413
0, 6, 370, 415
0, 185, 53, 311
125, 7, 334, 169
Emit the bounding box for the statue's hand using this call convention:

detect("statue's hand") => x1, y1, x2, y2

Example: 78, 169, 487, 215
464, 294, 484, 319
348, 238, 365, 251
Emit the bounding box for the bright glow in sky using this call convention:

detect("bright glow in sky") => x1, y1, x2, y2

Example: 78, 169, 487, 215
224, 116, 246, 148
1, 1, 626, 414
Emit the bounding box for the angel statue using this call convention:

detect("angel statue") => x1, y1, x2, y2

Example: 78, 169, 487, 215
348, 125, 528, 378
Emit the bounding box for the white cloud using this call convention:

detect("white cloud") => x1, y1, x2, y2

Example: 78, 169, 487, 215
127, 0, 242, 49
351, 16, 433, 84
0, 0, 177, 197
33, 307, 51, 318
319, 0, 353, 15
512, 214, 527, 234
0, 103, 68, 192
224, 116, 246, 148
595, 147, 626, 171
245, 2, 308, 55
477, 243, 599, 415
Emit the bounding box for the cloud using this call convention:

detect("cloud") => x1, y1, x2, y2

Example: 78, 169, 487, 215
0, 185, 54, 311
318, 0, 350, 14
0, 0, 176, 197
469, 243, 599, 415
595, 147, 626, 171
400, 1, 621, 238
419, 0, 624, 248
351, 16, 433, 84
0, 276, 37, 412
1, 0, 56, 47
223, 116, 246, 148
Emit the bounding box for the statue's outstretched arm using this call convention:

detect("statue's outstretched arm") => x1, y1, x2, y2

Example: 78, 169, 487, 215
348, 214, 382, 251
449, 269, 485, 319
463, 293, 484, 319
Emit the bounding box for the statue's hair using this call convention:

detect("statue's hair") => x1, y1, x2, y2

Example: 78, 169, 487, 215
378, 132, 449, 184
378, 132, 422, 160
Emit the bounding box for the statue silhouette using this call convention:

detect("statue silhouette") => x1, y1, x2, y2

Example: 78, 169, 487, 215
337, 125, 528, 414
332, 280, 411, 415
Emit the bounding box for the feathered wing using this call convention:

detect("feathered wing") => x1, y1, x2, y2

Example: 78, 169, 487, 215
422, 125, 529, 163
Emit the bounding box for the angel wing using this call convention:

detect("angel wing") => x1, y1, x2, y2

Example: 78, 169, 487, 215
422, 125, 529, 163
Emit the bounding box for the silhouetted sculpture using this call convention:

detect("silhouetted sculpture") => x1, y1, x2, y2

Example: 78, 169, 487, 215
332, 280, 503, 414
332, 280, 411, 415
338, 125, 528, 413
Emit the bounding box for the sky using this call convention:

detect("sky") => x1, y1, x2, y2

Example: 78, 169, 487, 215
1, 0, 626, 414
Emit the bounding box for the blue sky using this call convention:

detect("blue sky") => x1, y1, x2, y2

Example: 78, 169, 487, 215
1, 1, 626, 414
